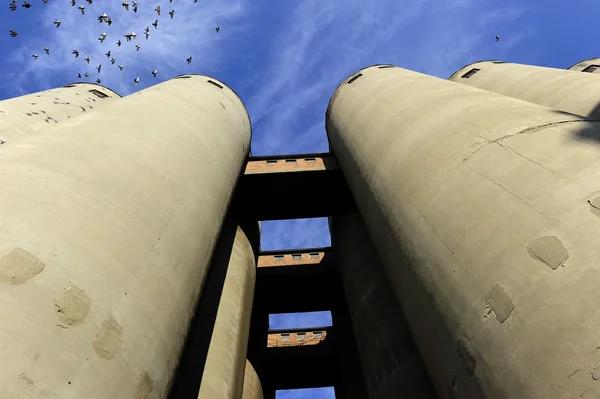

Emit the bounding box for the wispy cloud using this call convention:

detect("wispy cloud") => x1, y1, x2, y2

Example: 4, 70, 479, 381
246, 0, 529, 155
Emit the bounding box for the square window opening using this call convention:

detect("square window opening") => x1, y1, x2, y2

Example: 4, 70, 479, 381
583, 65, 600, 73
88, 89, 108, 98
461, 68, 480, 78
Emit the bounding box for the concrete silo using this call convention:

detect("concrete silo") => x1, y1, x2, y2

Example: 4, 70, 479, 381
0, 75, 251, 398
449, 61, 600, 120
327, 64, 600, 398
0, 83, 120, 143
242, 361, 263, 399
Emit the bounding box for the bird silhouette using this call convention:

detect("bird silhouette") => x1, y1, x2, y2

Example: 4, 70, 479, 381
44, 46, 49, 55
22, 2, 31, 9
152, 69, 158, 77
496, 35, 500, 42
215, 26, 220, 33
97, 64, 101, 73
118, 64, 124, 71
187, 56, 192, 64
134, 77, 140, 85
85, 56, 90, 64
122, 0, 129, 11
9, 30, 17, 37
32, 54, 38, 59
152, 20, 158, 29
169, 9, 174, 19
155, 5, 160, 16
78, 5, 85, 14
9, 4, 16, 11
54, 19, 61, 28
72, 49, 79, 57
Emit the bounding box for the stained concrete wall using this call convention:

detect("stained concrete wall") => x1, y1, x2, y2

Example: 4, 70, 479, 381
0, 83, 120, 143
242, 360, 263, 399
197, 225, 258, 399
327, 64, 600, 398
567, 58, 600, 73
449, 61, 600, 120
0, 75, 251, 398
329, 211, 437, 399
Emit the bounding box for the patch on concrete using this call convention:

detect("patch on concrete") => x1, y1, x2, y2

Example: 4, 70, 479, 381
92, 317, 123, 360
54, 286, 92, 328
592, 364, 600, 381
588, 198, 600, 217
0, 248, 45, 285
527, 236, 568, 269
485, 284, 514, 323
134, 370, 154, 399
456, 339, 476, 377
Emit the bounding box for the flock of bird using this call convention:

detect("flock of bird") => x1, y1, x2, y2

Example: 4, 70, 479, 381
8, 0, 221, 86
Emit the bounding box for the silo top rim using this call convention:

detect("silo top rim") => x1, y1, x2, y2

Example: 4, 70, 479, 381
567, 57, 600, 70
62, 82, 123, 98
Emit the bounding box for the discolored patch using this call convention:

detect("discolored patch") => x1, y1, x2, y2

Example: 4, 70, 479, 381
456, 339, 476, 377
134, 370, 154, 399
0, 248, 45, 285
527, 236, 568, 270
92, 317, 123, 360
588, 198, 600, 217
485, 284, 514, 323
54, 286, 92, 328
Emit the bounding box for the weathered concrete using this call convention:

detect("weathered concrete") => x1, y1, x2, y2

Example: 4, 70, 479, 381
0, 75, 251, 398
449, 61, 600, 120
327, 64, 600, 398
0, 83, 120, 143
329, 211, 437, 399
242, 360, 263, 399
567, 58, 600, 73
197, 225, 258, 399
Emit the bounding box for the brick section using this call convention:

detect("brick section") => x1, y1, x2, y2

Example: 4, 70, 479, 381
244, 154, 339, 175
258, 250, 325, 268
267, 330, 328, 348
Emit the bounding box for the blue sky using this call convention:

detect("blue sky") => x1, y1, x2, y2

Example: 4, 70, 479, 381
1, 0, 599, 397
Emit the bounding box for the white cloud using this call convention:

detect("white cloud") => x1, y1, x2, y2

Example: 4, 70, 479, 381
4, 0, 251, 96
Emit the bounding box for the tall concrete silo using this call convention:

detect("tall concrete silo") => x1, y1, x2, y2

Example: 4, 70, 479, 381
329, 211, 436, 399
327, 64, 600, 398
0, 75, 251, 398
0, 83, 120, 143
197, 223, 259, 399
567, 57, 600, 73
449, 61, 600, 120
242, 360, 263, 399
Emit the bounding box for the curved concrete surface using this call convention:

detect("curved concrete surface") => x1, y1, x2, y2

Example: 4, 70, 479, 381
242, 360, 263, 399
329, 211, 437, 399
567, 57, 600, 73
327, 65, 600, 398
449, 61, 600, 120
197, 225, 258, 399
0, 83, 120, 143
0, 75, 251, 398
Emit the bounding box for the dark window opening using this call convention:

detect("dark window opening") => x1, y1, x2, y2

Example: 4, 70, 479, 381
291, 254, 302, 260
492, 61, 507, 64
88, 89, 108, 98
305, 158, 316, 162
280, 333, 290, 341
176, 75, 192, 79
207, 80, 224, 89
64, 84, 76, 88
274, 255, 285, 261
461, 68, 480, 78
583, 65, 600, 73
285, 159, 297, 163
378, 65, 394, 68
308, 252, 320, 258
266, 160, 278, 164
347, 73, 363, 84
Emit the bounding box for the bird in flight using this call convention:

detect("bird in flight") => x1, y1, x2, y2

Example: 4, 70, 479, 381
96, 78, 101, 83
187, 56, 192, 64
134, 77, 140, 85
97, 64, 102, 73
22, 2, 31, 9
98, 33, 107, 43
105, 50, 111, 58
135, 44, 141, 51
116, 40, 122, 47
78, 5, 85, 14
9, 4, 16, 11
87, 0, 92, 4
84, 72, 89, 77
169, 9, 175, 19
145, 26, 150, 39
152, 20, 158, 29
122, 0, 129, 11
85, 56, 90, 64
152, 70, 158, 78
118, 64, 124, 71
32, 54, 38, 59
9, 30, 17, 37
71, 0, 76, 6
216, 26, 220, 33
155, 5, 161, 15
72, 49, 79, 57
110, 58, 115, 65
78, 73, 82, 78
44, 46, 49, 55
54, 19, 61, 28
496, 35, 500, 42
